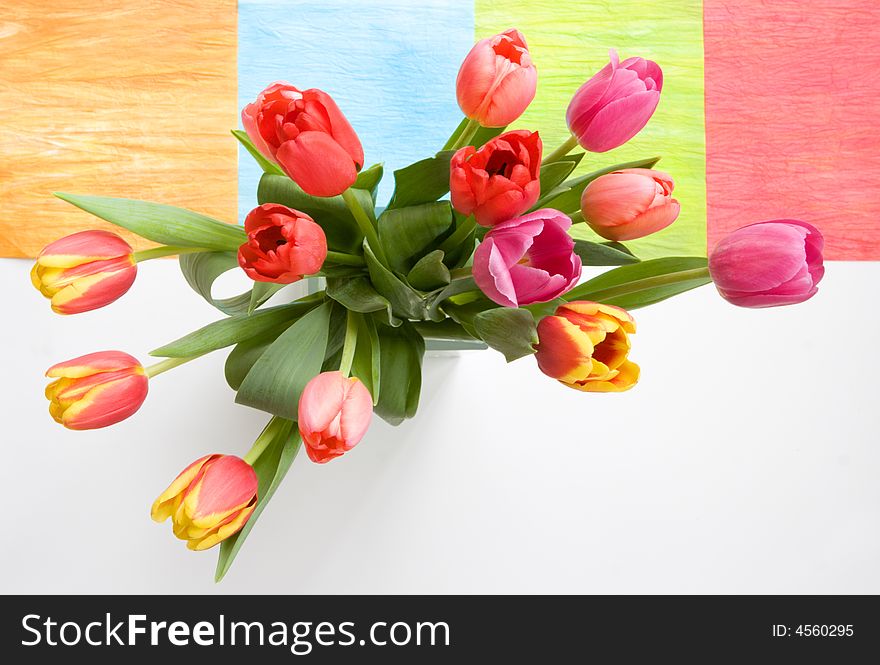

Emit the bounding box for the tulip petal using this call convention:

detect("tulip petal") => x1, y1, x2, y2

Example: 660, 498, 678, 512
579, 90, 660, 153
276, 131, 358, 197
151, 455, 216, 522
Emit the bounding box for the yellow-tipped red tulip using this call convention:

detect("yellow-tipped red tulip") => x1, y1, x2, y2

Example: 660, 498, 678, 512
534, 301, 640, 392
31, 230, 137, 314
45, 351, 148, 429
151, 454, 258, 551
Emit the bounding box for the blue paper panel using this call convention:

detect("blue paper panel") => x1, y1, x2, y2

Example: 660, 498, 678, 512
238, 0, 475, 222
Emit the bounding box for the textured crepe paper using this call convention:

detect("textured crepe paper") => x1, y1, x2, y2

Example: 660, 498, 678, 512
704, 1, 880, 260
0, 1, 238, 258
475, 0, 708, 259
238, 0, 474, 219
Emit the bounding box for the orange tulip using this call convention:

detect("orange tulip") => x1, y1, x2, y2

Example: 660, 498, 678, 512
534, 301, 639, 392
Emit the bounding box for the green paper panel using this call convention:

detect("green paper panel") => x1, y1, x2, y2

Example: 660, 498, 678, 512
475, 0, 707, 258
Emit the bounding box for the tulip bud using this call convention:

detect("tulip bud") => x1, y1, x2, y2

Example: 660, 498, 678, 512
151, 454, 258, 551
566, 50, 662, 153
31, 230, 137, 314
473, 209, 581, 307
708, 220, 825, 308
534, 301, 639, 392
450, 130, 542, 227
456, 28, 537, 127
298, 371, 373, 464
242, 82, 364, 197
238, 204, 328, 283
44, 351, 148, 430
580, 169, 680, 241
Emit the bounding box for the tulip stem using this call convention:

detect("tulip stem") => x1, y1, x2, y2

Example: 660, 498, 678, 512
144, 355, 198, 378
449, 118, 481, 151
133, 246, 212, 262
542, 134, 580, 165
439, 216, 477, 255
341, 188, 390, 267
243, 417, 288, 465
324, 251, 365, 267
339, 309, 359, 378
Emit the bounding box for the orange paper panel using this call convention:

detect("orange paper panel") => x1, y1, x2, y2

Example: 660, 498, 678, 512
0, 1, 238, 257
704, 0, 880, 259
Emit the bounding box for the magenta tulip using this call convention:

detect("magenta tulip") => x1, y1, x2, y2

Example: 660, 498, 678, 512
708, 220, 825, 308
473, 209, 581, 307
566, 50, 662, 153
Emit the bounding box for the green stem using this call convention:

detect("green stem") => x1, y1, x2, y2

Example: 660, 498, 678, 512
144, 355, 198, 378
338, 309, 359, 377
324, 250, 365, 267
243, 417, 288, 465
570, 267, 712, 302
341, 188, 389, 267
133, 246, 212, 262
542, 134, 580, 165
569, 210, 584, 224
449, 118, 481, 151
439, 216, 477, 255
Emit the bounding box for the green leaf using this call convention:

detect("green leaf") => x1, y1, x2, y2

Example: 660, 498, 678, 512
150, 301, 315, 358
563, 257, 711, 310
473, 308, 538, 362
572, 240, 640, 266
412, 318, 478, 342
353, 163, 384, 203
54, 193, 245, 251
374, 322, 424, 425
425, 275, 478, 320
537, 156, 661, 213
258, 174, 374, 253
231, 129, 284, 176
536, 156, 582, 203
215, 420, 300, 582
378, 201, 454, 273
225, 328, 288, 391
386, 150, 454, 210
363, 244, 426, 320
350, 314, 381, 404
235, 302, 332, 418
179, 252, 248, 315
325, 276, 398, 327
406, 250, 451, 291
248, 282, 285, 314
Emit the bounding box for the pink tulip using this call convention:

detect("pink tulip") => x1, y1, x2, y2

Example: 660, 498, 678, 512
456, 29, 537, 127
298, 371, 373, 464
450, 130, 542, 227
580, 169, 680, 241
566, 50, 662, 153
708, 220, 825, 308
242, 82, 364, 197
473, 209, 582, 307
238, 204, 328, 283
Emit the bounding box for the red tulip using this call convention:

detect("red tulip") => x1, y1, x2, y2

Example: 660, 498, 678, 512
242, 82, 364, 197
456, 29, 537, 127
44, 351, 148, 430
566, 50, 662, 153
298, 371, 373, 464
709, 220, 824, 308
151, 454, 258, 551
450, 130, 542, 227
31, 230, 136, 314
580, 169, 680, 241
238, 204, 328, 283
473, 209, 581, 307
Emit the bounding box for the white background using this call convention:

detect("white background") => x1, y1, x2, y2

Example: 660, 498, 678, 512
1, 259, 877, 594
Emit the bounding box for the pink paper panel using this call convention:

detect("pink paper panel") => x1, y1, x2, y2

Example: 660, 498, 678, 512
704, 0, 880, 259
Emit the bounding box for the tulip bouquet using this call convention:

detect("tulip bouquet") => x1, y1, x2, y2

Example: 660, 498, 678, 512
33, 29, 824, 581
